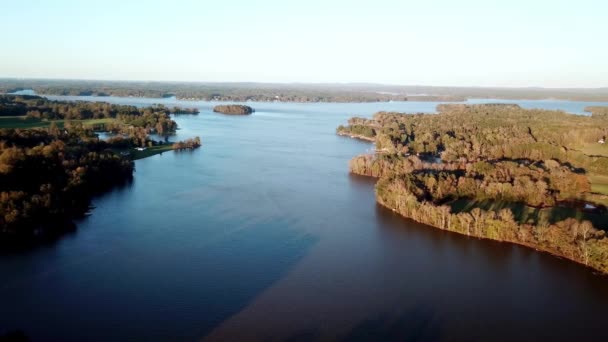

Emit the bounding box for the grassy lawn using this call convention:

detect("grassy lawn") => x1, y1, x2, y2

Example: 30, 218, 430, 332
0, 116, 115, 129
0, 117, 54, 129
130, 144, 175, 160
581, 143, 608, 157
589, 174, 608, 195
112, 144, 176, 160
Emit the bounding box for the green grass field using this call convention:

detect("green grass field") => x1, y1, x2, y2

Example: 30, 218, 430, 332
589, 174, 608, 195
0, 116, 115, 129
130, 144, 175, 160
581, 143, 608, 157
110, 144, 176, 160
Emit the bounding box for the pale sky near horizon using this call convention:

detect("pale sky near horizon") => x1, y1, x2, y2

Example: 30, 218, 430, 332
1, 0, 606, 87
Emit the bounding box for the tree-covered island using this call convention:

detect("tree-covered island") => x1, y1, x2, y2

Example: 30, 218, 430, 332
213, 104, 254, 115
0, 95, 201, 247
338, 104, 608, 274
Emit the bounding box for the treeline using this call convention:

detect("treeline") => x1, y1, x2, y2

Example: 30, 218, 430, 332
338, 104, 608, 175
351, 156, 590, 207
0, 95, 41, 116
173, 137, 201, 150
4, 79, 608, 101
114, 112, 177, 136
376, 174, 608, 273
184, 92, 409, 103
336, 124, 374, 139
0, 128, 134, 246
0, 80, 425, 103
0, 97, 204, 246
391, 160, 587, 208
0, 95, 181, 137
2, 94, 142, 119
339, 104, 608, 274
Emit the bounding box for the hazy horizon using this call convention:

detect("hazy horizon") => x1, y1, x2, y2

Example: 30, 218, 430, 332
2, 0, 607, 88
3, 77, 608, 91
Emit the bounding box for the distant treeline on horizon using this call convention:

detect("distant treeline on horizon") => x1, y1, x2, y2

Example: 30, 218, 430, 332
2, 79, 608, 102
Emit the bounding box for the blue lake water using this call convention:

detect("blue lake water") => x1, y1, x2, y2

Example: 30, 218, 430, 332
1, 96, 608, 341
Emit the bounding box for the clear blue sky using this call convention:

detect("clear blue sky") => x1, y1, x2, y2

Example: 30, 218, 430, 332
1, 0, 606, 87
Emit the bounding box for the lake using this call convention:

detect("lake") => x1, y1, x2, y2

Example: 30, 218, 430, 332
1, 96, 608, 341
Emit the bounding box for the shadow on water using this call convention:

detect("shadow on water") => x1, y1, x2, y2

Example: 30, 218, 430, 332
0, 180, 135, 257
375, 203, 515, 272
376, 199, 608, 279
371, 204, 608, 342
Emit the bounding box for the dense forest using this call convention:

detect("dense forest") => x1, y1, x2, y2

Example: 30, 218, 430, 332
0, 94, 197, 118
0, 128, 134, 246
0, 95, 186, 142
0, 96, 202, 246
173, 137, 202, 150
338, 104, 608, 273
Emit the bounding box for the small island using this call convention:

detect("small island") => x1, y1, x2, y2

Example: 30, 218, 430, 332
213, 104, 254, 115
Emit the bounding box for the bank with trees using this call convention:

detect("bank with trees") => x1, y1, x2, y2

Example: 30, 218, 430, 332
339, 104, 608, 273
0, 95, 202, 246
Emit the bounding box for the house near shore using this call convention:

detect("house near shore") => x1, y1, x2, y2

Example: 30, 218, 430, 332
599, 138, 606, 144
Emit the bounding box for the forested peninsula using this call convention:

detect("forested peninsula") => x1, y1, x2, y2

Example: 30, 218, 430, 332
338, 104, 608, 274
0, 95, 201, 247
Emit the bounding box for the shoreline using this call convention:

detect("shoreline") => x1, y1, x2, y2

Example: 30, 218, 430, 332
367, 175, 608, 275
338, 103, 608, 275
336, 131, 376, 142
376, 198, 607, 276
348, 157, 608, 275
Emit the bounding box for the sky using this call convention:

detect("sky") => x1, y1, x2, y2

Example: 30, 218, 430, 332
1, 0, 607, 87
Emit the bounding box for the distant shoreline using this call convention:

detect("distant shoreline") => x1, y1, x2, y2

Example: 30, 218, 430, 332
4, 79, 608, 102
4, 90, 465, 103
9, 91, 608, 104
